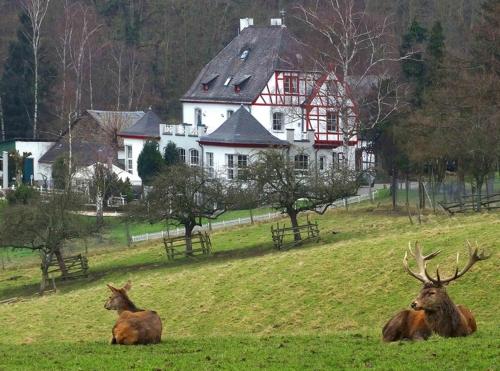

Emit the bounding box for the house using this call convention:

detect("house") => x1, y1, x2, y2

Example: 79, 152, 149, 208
39, 110, 145, 186
120, 18, 361, 185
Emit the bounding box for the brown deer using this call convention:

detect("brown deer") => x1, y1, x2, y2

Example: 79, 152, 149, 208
104, 281, 162, 345
383, 241, 490, 342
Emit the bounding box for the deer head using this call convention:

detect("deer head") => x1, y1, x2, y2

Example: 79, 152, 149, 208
403, 241, 490, 311
104, 281, 134, 312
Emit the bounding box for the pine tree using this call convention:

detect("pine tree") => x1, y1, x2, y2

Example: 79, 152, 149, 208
137, 141, 163, 185
163, 141, 180, 167
0, 12, 55, 140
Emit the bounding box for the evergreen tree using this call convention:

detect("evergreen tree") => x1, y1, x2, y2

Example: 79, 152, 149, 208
137, 141, 163, 185
0, 12, 55, 140
163, 141, 180, 166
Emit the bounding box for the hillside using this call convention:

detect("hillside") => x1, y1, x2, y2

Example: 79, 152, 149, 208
0, 203, 498, 369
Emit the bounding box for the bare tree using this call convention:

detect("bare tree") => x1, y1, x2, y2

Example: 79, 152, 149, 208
68, 3, 101, 115
296, 0, 412, 164
0, 96, 5, 141
20, 0, 51, 139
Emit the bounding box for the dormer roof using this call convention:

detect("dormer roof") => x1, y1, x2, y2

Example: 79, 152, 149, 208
198, 106, 289, 147
182, 26, 306, 104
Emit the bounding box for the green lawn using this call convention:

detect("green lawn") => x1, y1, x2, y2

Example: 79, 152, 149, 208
0, 200, 498, 370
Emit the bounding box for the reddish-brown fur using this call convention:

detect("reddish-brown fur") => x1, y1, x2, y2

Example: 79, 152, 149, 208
104, 282, 162, 345
383, 241, 488, 342
383, 285, 477, 342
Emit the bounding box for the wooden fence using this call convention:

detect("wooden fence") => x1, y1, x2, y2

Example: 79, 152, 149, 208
163, 232, 212, 260
271, 219, 320, 250
439, 193, 500, 214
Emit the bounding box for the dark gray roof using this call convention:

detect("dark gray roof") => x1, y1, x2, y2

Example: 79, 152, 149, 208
199, 107, 288, 146
182, 26, 306, 104
39, 141, 115, 166
118, 110, 162, 138
87, 110, 145, 129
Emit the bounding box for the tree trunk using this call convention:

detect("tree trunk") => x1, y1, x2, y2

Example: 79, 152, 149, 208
33, 49, 39, 139
0, 96, 5, 141
96, 192, 104, 229
391, 169, 397, 210
476, 177, 483, 212
184, 222, 195, 255
54, 248, 69, 277
288, 209, 301, 242
249, 209, 254, 224
405, 174, 409, 207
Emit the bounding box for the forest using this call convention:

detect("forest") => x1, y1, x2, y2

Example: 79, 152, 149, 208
0, 0, 490, 141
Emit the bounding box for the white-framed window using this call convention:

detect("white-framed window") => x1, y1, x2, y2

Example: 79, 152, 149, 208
190, 149, 200, 166
226, 154, 248, 180
272, 112, 284, 131
294, 154, 309, 174
283, 75, 298, 94
319, 156, 326, 171
125, 145, 133, 174
227, 110, 234, 118
206, 152, 214, 177
195, 108, 202, 126
177, 148, 186, 163
332, 152, 344, 167
326, 111, 337, 132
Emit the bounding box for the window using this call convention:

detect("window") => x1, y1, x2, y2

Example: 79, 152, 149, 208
272, 112, 284, 131
326, 111, 337, 132
177, 148, 186, 163
227, 110, 234, 118
195, 108, 202, 126
294, 154, 309, 174
206, 152, 214, 177
332, 152, 344, 167
240, 50, 249, 60
319, 156, 326, 171
226, 154, 248, 179
284, 75, 298, 94
125, 145, 133, 174
190, 149, 200, 166
224, 77, 232, 86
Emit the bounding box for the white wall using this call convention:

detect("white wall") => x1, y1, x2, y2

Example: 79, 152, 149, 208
16, 141, 55, 182
122, 138, 147, 186
182, 102, 247, 134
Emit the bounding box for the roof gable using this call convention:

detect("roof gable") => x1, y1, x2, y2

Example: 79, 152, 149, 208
118, 110, 162, 138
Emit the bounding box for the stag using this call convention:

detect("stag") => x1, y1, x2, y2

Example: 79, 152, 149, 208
383, 241, 490, 342
104, 281, 162, 345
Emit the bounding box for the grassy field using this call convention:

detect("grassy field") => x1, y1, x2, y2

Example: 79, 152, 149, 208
0, 200, 498, 370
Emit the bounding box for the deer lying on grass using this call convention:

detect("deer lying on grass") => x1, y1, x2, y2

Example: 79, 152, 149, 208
383, 241, 490, 342
104, 281, 162, 345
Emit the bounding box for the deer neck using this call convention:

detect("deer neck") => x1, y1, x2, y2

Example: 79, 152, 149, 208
117, 297, 141, 314
424, 295, 462, 336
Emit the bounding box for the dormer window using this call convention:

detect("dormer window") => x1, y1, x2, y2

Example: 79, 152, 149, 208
240, 50, 249, 60
233, 75, 252, 93
201, 74, 219, 91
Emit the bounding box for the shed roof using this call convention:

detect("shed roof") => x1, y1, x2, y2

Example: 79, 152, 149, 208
182, 26, 307, 104
198, 106, 288, 147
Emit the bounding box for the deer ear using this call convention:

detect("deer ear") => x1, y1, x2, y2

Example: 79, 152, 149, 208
107, 284, 118, 292
123, 280, 132, 292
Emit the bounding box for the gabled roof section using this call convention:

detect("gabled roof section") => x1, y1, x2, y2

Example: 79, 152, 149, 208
182, 26, 306, 104
199, 106, 288, 147
87, 110, 145, 130
118, 109, 162, 139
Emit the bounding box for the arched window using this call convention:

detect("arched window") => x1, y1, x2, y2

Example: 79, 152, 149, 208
194, 108, 202, 126
326, 111, 337, 132
190, 149, 200, 166
294, 154, 309, 173
177, 148, 186, 163
272, 112, 284, 131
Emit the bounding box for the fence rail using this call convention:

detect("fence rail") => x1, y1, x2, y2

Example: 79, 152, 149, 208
130, 189, 378, 244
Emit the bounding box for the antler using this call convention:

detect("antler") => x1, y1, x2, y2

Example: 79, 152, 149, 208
403, 241, 441, 284
424, 240, 491, 286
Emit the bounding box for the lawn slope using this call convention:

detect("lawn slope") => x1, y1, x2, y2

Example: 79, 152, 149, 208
0, 205, 498, 370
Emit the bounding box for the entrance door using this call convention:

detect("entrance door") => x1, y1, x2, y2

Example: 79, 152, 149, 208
23, 158, 34, 184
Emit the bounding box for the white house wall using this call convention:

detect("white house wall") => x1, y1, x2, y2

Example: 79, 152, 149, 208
16, 141, 55, 182
182, 102, 248, 133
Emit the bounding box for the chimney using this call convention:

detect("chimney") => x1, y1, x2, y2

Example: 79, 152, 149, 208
240, 18, 254, 32
270, 18, 282, 26
286, 128, 295, 143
